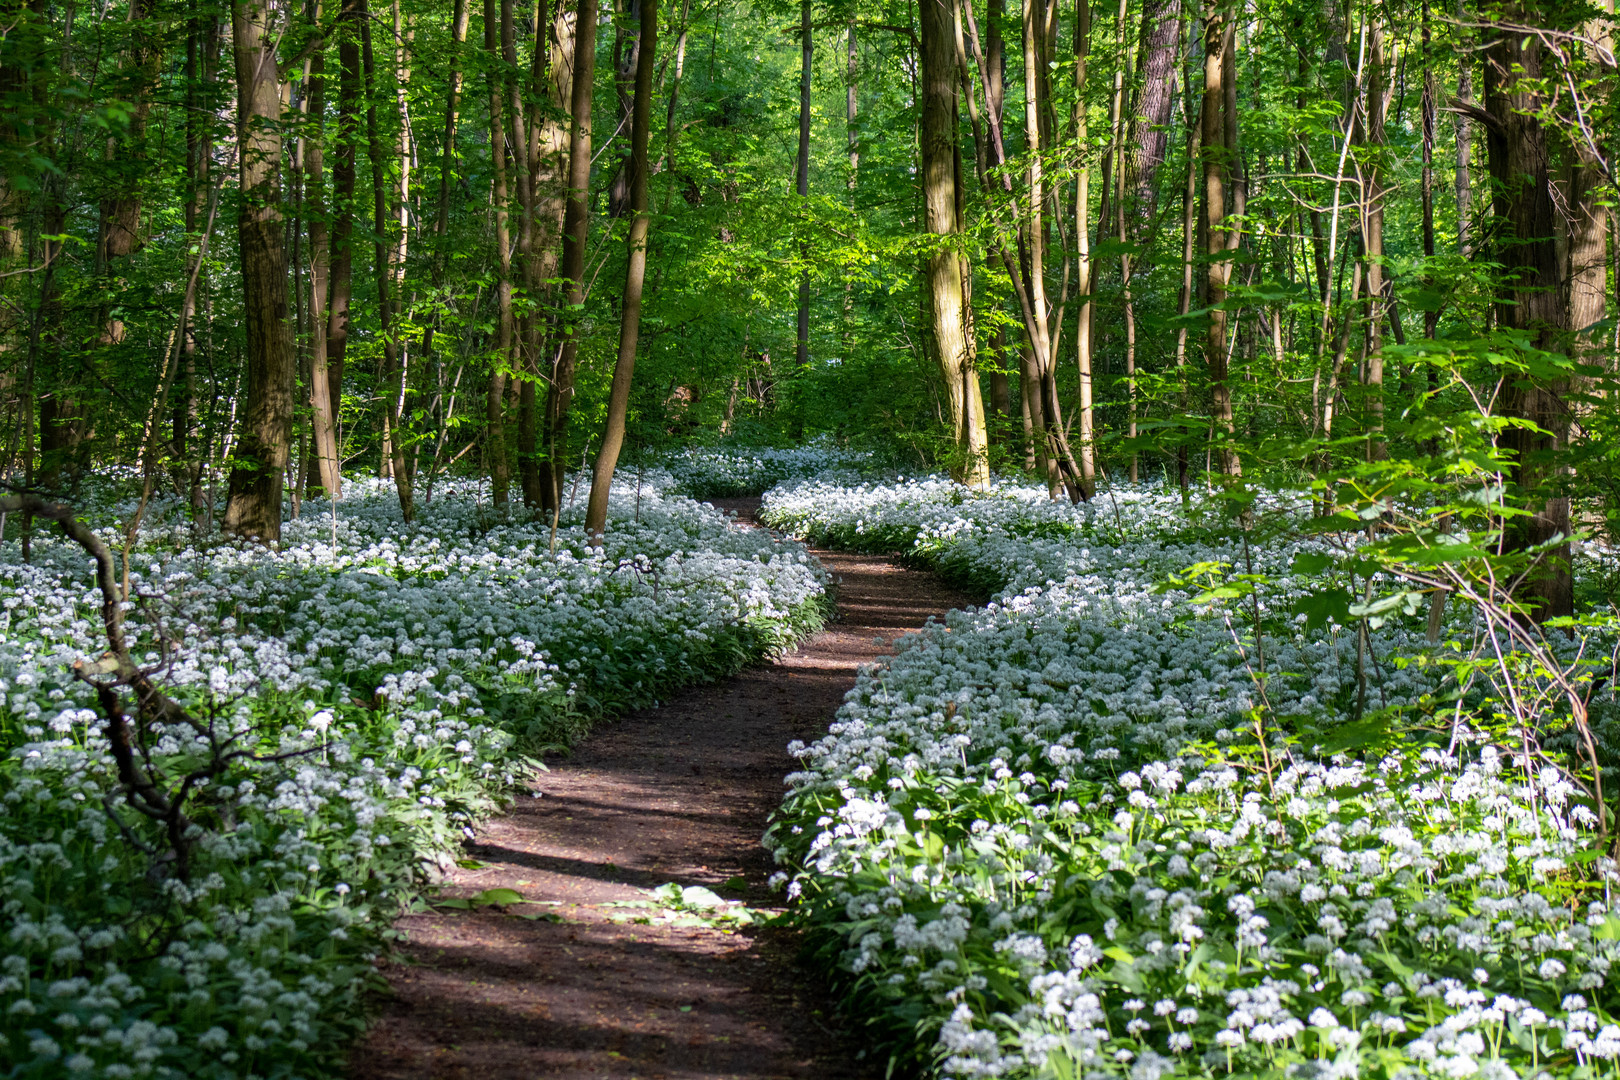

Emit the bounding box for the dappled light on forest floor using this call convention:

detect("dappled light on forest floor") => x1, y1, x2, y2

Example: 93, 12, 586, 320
352, 527, 977, 1079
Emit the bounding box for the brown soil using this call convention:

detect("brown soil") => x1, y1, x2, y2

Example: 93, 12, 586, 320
352, 496, 976, 1080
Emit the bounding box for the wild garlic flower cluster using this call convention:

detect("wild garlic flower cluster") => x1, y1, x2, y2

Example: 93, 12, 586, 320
655, 443, 873, 498
0, 478, 829, 1077
763, 477, 1618, 1080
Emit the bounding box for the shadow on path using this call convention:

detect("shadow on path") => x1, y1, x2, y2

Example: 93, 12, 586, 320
352, 496, 977, 1080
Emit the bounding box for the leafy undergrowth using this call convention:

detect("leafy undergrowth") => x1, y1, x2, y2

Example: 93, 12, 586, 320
762, 477, 1620, 1080
0, 477, 829, 1077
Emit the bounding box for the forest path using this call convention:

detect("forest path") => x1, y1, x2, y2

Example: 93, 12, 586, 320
351, 497, 975, 1080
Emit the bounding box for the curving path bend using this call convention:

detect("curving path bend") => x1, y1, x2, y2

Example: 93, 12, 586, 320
351, 497, 975, 1080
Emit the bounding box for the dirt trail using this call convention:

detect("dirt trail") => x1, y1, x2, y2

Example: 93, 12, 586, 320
352, 497, 975, 1080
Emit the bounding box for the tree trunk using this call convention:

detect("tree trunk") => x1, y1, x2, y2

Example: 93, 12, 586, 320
921, 0, 989, 488
305, 24, 342, 499
1200, 0, 1239, 477
545, 0, 598, 509
1484, 13, 1570, 620
420, 0, 470, 365
584, 0, 658, 537
223, 0, 296, 542
315, 1, 362, 497
1121, 0, 1181, 228
484, 0, 515, 506
1073, 0, 1096, 497
97, 0, 164, 273
1454, 0, 1473, 254
844, 21, 858, 336
795, 0, 811, 369
1420, 0, 1438, 340
178, 13, 222, 509
361, 5, 413, 519
1361, 22, 1386, 458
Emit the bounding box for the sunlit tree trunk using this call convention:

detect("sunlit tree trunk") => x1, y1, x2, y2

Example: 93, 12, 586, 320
921, 0, 989, 488
224, 0, 296, 542
1420, 0, 1439, 341
1073, 0, 1095, 497
1454, 0, 1473, 254
304, 21, 342, 500
1361, 23, 1386, 460
795, 0, 811, 369
316, 2, 362, 498
585, 0, 658, 537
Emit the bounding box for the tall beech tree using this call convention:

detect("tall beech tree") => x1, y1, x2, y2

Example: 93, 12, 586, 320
584, 0, 657, 536
223, 0, 296, 541
543, 0, 598, 514
921, 0, 989, 487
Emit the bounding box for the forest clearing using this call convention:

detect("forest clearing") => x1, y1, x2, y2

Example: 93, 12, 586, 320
0, 0, 1617, 1072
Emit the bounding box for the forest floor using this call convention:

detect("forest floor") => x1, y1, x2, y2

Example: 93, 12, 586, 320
350, 497, 976, 1080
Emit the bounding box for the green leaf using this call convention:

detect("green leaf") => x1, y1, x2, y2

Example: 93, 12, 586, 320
1291, 586, 1353, 631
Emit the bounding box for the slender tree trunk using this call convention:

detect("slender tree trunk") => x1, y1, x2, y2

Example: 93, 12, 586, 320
178, 14, 221, 509
1455, 0, 1473, 254
545, 0, 598, 507
420, 0, 470, 365
305, 25, 342, 499
97, 0, 164, 351
485, 0, 514, 505
795, 0, 811, 369
1420, 0, 1438, 340
584, 0, 658, 537
361, 6, 413, 518
843, 21, 858, 337
1361, 23, 1386, 458
318, 2, 362, 495
1073, 0, 1096, 497
1200, 0, 1238, 476
223, 0, 296, 542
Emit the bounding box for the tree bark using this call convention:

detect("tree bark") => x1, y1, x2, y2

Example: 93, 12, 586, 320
584, 0, 658, 538
484, 0, 515, 506
921, 0, 989, 488
1120, 0, 1181, 228
544, 0, 598, 509
97, 0, 165, 273
795, 0, 811, 369
1361, 22, 1386, 459
315, 0, 362, 496
305, 18, 342, 500
1484, 12, 1570, 620
1455, 0, 1473, 254
177, 13, 222, 509
360, 8, 413, 519
1074, 0, 1096, 497
420, 0, 470, 365
223, 0, 296, 542
1200, 0, 1239, 477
